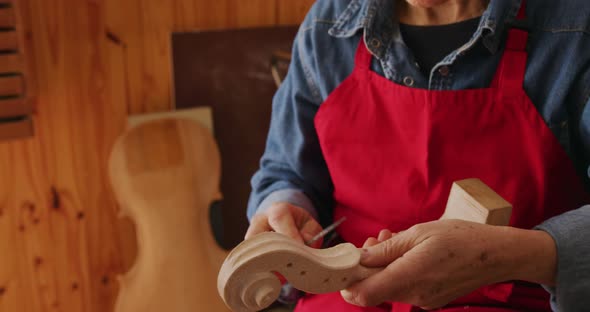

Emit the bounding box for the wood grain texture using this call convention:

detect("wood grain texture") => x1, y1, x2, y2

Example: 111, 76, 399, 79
0, 0, 312, 312
277, 0, 316, 25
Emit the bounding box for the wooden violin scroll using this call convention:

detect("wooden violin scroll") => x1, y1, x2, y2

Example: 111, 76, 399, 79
217, 232, 380, 311
109, 118, 229, 312
218, 178, 512, 312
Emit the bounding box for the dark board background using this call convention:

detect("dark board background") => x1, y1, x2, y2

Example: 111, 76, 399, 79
172, 26, 298, 249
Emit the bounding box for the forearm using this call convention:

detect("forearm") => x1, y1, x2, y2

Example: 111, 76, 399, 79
500, 226, 557, 286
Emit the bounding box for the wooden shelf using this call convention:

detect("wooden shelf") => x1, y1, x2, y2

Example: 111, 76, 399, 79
0, 74, 23, 96
0, 53, 21, 73
0, 7, 15, 29
0, 116, 32, 141
0, 31, 17, 50
0, 0, 30, 142
0, 96, 31, 117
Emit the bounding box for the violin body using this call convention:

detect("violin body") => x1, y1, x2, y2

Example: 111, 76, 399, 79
109, 118, 229, 312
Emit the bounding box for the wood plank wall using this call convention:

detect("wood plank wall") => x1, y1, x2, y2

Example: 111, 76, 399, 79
0, 0, 314, 311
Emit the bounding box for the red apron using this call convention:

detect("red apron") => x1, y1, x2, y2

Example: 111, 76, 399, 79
295, 3, 589, 312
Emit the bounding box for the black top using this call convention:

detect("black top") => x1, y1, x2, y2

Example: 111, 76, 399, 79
399, 17, 481, 76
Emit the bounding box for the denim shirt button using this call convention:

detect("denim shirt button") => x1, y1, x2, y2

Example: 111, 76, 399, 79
438, 65, 450, 76
369, 38, 381, 48
403, 76, 415, 86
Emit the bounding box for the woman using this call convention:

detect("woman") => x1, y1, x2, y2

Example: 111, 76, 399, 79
246, 0, 590, 311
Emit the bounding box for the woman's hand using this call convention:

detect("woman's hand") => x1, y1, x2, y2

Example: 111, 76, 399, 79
342, 220, 557, 310
245, 202, 324, 248
362, 229, 395, 248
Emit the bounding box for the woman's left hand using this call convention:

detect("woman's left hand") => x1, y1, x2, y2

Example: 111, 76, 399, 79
341, 220, 557, 310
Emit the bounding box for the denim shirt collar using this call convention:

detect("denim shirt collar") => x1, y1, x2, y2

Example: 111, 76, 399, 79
328, 0, 524, 61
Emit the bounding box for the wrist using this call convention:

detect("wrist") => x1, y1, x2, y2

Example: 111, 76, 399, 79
502, 227, 557, 286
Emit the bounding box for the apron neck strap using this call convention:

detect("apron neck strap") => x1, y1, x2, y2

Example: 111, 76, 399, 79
517, 0, 527, 19
506, 0, 528, 52
354, 38, 373, 69
491, 0, 528, 90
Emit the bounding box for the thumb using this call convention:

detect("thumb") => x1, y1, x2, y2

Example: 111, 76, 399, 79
361, 233, 414, 267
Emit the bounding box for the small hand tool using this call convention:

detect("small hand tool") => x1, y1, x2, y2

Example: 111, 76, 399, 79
305, 217, 347, 246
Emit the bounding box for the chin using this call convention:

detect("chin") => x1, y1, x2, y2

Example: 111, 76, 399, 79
406, 0, 450, 8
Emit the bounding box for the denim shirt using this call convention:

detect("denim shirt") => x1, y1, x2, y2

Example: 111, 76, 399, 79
248, 0, 590, 310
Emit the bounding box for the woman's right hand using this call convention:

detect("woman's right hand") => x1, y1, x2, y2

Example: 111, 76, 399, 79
244, 202, 324, 248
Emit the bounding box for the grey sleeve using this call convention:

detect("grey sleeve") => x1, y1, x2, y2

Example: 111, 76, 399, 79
535, 205, 590, 311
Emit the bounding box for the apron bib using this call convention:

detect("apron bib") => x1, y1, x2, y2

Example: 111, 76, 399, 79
296, 2, 589, 311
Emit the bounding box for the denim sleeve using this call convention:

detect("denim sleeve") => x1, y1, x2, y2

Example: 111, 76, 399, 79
247, 11, 334, 226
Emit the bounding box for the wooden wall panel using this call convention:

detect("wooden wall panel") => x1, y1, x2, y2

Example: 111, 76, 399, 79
0, 0, 312, 312
106, 0, 281, 115
277, 0, 316, 25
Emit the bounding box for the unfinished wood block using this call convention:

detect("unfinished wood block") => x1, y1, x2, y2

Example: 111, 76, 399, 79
440, 178, 512, 226
219, 179, 512, 311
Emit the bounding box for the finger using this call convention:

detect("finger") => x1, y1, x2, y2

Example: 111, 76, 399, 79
361, 231, 414, 267
377, 229, 393, 242
363, 237, 379, 248
299, 216, 323, 239
244, 214, 272, 240
342, 253, 421, 307
300, 217, 323, 247
268, 209, 305, 243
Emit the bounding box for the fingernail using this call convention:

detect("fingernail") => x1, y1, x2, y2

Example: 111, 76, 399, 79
340, 289, 352, 302
302, 232, 313, 241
